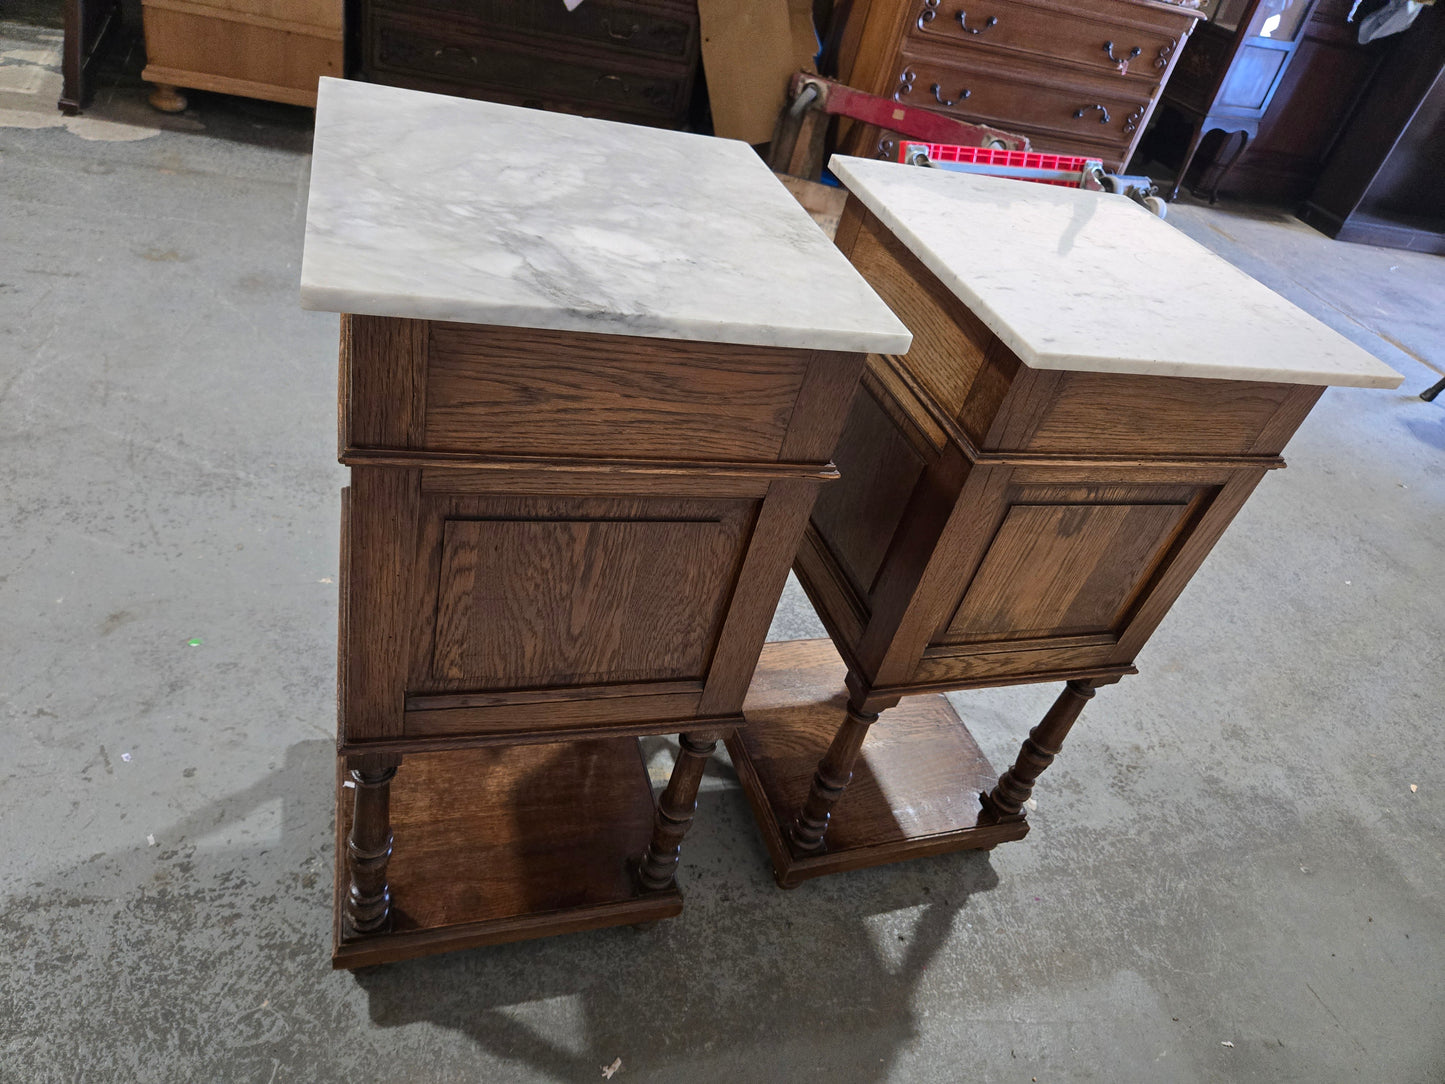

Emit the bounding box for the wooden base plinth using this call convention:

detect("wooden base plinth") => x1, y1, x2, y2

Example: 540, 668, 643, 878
728, 639, 1029, 887
332, 738, 680, 968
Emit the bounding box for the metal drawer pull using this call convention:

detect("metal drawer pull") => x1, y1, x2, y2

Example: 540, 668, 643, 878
601, 18, 639, 40
931, 83, 971, 106
956, 11, 997, 33
432, 45, 479, 65
1103, 40, 1142, 72
1073, 104, 1110, 123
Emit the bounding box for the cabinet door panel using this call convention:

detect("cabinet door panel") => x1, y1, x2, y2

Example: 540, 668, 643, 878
945, 500, 1190, 641
412, 493, 755, 695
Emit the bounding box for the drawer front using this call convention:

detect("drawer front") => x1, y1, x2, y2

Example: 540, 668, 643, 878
369, 0, 698, 63
369, 11, 689, 120
891, 50, 1152, 152
910, 0, 1183, 84
423, 324, 811, 463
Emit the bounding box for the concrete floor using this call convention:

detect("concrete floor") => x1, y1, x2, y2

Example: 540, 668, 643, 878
2, 33, 1443, 1084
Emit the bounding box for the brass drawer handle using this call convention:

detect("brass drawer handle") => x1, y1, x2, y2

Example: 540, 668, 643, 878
601, 17, 639, 40
1103, 40, 1142, 73
931, 83, 971, 106
1074, 104, 1110, 123
956, 10, 997, 33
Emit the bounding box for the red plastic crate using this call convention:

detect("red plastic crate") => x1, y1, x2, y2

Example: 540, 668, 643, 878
896, 143, 1099, 188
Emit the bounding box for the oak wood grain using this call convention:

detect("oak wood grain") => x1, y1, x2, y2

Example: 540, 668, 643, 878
426, 323, 811, 462
332, 740, 681, 968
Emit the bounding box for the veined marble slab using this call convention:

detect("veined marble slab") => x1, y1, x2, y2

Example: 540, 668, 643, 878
831, 155, 1402, 389
300, 79, 911, 354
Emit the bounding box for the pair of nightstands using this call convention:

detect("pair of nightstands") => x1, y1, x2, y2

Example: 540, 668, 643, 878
300, 77, 1399, 968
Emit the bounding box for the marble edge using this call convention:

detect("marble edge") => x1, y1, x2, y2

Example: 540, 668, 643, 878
298, 283, 915, 356
1019, 349, 1405, 390
829, 156, 1404, 391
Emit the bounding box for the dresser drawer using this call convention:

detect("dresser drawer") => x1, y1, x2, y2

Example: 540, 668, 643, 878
369, 10, 689, 120
909, 0, 1184, 84
892, 49, 1153, 151
369, 0, 698, 63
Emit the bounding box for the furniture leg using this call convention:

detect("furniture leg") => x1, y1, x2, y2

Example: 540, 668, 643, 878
1209, 130, 1251, 205
978, 679, 1098, 824
148, 83, 188, 113
1169, 121, 1207, 202
343, 758, 399, 936
637, 732, 721, 891
1420, 374, 1445, 402
788, 685, 887, 853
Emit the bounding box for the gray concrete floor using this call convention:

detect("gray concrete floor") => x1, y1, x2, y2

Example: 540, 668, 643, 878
2, 37, 1443, 1084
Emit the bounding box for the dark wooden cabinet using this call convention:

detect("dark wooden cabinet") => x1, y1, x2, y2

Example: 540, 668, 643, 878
359, 0, 701, 127
1159, 0, 1326, 200
59, 0, 123, 114
834, 0, 1202, 170
1147, 0, 1385, 203
1299, 2, 1445, 253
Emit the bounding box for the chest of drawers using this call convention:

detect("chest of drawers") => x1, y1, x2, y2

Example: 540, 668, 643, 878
360, 0, 700, 128
837, 0, 1202, 169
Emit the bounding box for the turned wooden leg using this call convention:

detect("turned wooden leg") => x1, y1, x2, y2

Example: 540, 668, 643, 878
637, 732, 719, 891
789, 691, 881, 854
147, 83, 187, 113
979, 679, 1098, 824
343, 760, 398, 936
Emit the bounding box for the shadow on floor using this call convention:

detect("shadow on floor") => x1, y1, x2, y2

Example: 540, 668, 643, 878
1, 736, 1002, 1083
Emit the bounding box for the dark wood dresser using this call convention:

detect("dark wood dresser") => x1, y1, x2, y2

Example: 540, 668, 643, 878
359, 0, 700, 128
834, 0, 1203, 169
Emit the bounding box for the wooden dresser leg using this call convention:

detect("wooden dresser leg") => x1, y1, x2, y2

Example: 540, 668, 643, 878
788, 693, 880, 854
147, 83, 187, 113
637, 732, 719, 892
979, 679, 1097, 824
343, 758, 400, 936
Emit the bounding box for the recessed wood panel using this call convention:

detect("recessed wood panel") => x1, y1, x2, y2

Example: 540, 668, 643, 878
809, 386, 927, 601
425, 323, 809, 462
946, 500, 1190, 641
430, 513, 742, 689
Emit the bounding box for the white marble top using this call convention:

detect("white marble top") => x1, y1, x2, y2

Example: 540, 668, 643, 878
299, 79, 910, 354
831, 155, 1402, 389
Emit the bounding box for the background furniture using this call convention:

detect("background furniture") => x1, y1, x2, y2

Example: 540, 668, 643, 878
1159, 0, 1325, 201
1298, 2, 1445, 254
1145, 0, 1384, 203
140, 0, 343, 111
301, 79, 909, 966
832, 0, 1202, 171
357, 0, 701, 129
59, 0, 123, 115
729, 157, 1400, 887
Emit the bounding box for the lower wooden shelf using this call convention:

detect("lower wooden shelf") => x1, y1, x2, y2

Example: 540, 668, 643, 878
728, 639, 1029, 887
332, 738, 680, 968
